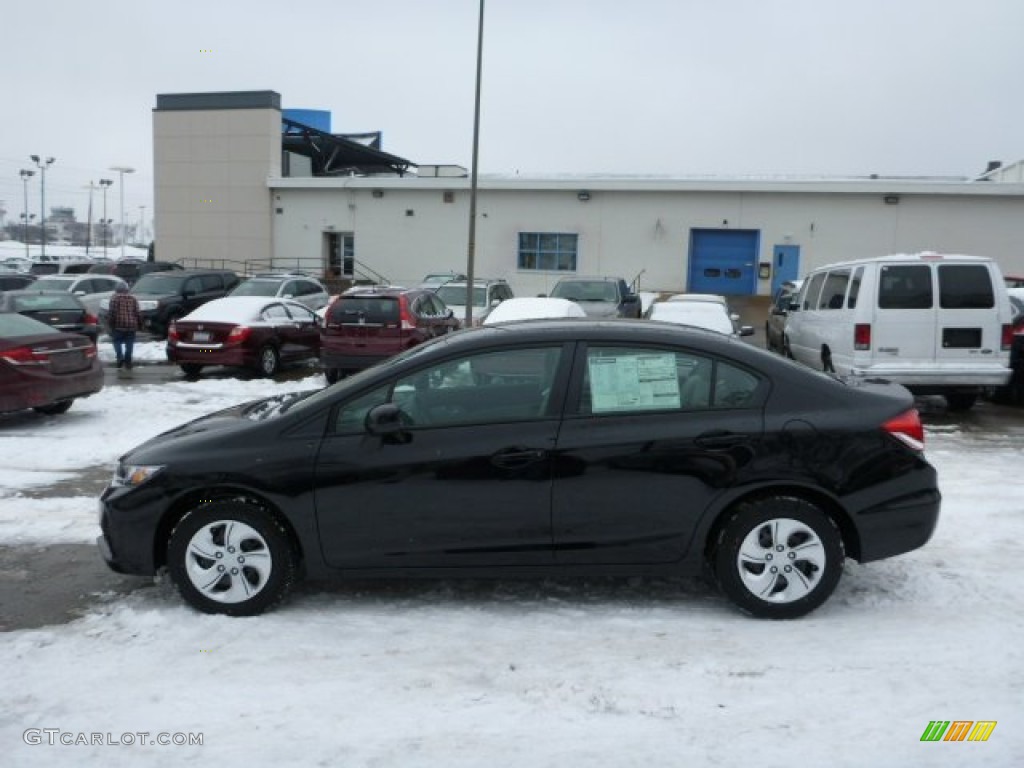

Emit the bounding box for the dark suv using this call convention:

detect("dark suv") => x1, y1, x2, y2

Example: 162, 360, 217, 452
320, 287, 459, 383
88, 259, 183, 286
123, 269, 240, 338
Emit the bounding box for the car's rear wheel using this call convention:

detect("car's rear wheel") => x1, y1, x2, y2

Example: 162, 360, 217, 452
257, 345, 280, 377
33, 399, 74, 415
180, 363, 203, 379
945, 392, 977, 411
166, 500, 297, 616
713, 496, 844, 619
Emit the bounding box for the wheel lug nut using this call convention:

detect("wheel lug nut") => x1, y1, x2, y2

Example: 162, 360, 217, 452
238, 557, 245, 563
765, 554, 772, 561
770, 566, 778, 573
776, 545, 784, 552
231, 568, 239, 575
228, 547, 235, 553
784, 566, 792, 572
217, 565, 225, 572
215, 552, 223, 559
788, 552, 796, 559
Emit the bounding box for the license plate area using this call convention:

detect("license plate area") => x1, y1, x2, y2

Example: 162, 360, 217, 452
50, 349, 87, 373
192, 331, 212, 343
942, 328, 981, 348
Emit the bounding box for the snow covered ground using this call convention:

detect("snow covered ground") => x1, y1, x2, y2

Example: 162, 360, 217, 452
1, 362, 1022, 766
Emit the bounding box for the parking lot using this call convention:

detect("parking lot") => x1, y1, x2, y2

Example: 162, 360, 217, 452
2, 326, 1022, 765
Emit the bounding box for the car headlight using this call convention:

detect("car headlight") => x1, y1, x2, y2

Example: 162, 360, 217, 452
138, 300, 158, 311
113, 464, 165, 488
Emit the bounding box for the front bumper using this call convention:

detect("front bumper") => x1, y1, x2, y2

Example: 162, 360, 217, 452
96, 485, 166, 576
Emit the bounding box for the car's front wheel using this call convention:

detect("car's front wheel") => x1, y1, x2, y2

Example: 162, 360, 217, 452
166, 500, 297, 616
713, 496, 844, 619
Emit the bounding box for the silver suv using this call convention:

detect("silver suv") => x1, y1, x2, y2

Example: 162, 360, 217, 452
434, 279, 514, 326
229, 273, 330, 311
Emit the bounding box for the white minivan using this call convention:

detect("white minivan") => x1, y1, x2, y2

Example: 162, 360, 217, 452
784, 253, 1013, 410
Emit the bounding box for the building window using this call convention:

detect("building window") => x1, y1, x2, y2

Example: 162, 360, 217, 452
518, 232, 578, 271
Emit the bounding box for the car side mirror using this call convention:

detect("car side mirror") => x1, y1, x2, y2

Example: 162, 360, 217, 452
365, 403, 411, 441
182, 290, 195, 299
787, 302, 800, 312
739, 325, 755, 337
74, 290, 87, 296
537, 293, 547, 298
283, 293, 294, 299
490, 298, 501, 307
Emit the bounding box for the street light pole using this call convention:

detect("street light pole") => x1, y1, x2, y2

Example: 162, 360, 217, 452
19, 169, 34, 258
30, 155, 55, 260
464, 0, 485, 328
99, 179, 113, 258
109, 166, 135, 259
138, 205, 146, 245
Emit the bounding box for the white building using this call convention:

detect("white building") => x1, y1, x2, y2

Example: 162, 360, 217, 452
154, 91, 1024, 296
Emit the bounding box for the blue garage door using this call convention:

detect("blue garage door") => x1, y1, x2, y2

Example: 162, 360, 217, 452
688, 229, 759, 295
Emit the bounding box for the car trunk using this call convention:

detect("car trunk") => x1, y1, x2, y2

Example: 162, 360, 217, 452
324, 297, 404, 355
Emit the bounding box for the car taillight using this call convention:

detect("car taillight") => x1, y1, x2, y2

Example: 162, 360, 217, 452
167, 324, 180, 343
0, 346, 49, 366
883, 408, 924, 452
398, 296, 416, 331
226, 326, 252, 344
1002, 324, 1013, 351
854, 323, 871, 350
84, 312, 99, 326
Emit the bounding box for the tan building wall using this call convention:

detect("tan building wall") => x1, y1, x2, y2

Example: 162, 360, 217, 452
153, 91, 281, 270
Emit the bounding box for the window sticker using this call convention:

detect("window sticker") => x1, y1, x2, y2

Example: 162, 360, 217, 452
588, 353, 680, 413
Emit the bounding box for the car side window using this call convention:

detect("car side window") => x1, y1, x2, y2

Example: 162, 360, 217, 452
199, 274, 223, 292
820, 270, 850, 310
285, 304, 316, 322
334, 384, 392, 434
578, 346, 760, 415
802, 273, 826, 311
390, 347, 562, 428
261, 304, 290, 322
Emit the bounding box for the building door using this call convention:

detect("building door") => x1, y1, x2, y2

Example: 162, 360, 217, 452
324, 232, 354, 278
688, 229, 759, 295
771, 245, 800, 294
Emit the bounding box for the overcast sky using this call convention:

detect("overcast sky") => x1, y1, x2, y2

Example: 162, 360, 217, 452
1, 0, 1022, 231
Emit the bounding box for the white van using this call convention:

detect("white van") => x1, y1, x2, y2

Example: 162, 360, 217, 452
784, 253, 1013, 410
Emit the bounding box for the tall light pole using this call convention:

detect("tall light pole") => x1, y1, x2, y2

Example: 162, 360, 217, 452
83, 182, 97, 255
464, 0, 485, 328
30, 156, 55, 259
138, 205, 146, 245
109, 166, 134, 258
19, 169, 34, 258
99, 179, 113, 258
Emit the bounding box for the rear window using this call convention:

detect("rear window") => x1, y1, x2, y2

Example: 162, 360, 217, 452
879, 265, 933, 309
11, 293, 82, 311
938, 264, 994, 309
133, 274, 186, 294
329, 297, 400, 325
231, 281, 279, 297
0, 313, 58, 337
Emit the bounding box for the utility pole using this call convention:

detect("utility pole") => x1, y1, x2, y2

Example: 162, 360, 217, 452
19, 169, 34, 258
30, 156, 55, 259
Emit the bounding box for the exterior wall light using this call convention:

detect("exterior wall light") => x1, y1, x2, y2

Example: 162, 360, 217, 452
577, 190, 591, 202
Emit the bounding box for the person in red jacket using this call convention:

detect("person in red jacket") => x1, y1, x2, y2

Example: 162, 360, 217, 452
107, 283, 142, 371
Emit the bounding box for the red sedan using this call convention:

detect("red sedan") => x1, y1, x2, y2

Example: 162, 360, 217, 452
0, 312, 104, 416
166, 297, 321, 379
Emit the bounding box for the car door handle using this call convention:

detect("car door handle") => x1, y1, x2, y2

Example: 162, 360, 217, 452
695, 431, 749, 449
491, 448, 547, 469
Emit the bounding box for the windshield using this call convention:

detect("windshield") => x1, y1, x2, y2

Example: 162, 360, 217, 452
231, 280, 279, 297
435, 285, 486, 307
550, 280, 617, 302
133, 274, 186, 294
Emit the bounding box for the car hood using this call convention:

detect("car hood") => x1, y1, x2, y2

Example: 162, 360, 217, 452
572, 300, 620, 318
122, 391, 317, 459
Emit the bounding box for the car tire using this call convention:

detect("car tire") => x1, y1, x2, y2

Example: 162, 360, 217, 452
166, 500, 297, 616
180, 364, 203, 380
324, 367, 340, 385
257, 345, 280, 377
33, 399, 74, 415
713, 496, 844, 619
945, 392, 978, 411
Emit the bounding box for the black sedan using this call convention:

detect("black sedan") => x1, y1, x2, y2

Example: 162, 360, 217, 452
98, 320, 940, 619
0, 290, 100, 344
0, 312, 104, 415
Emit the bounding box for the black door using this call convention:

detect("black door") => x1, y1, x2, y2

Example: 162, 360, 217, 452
552, 343, 766, 565
314, 345, 570, 568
